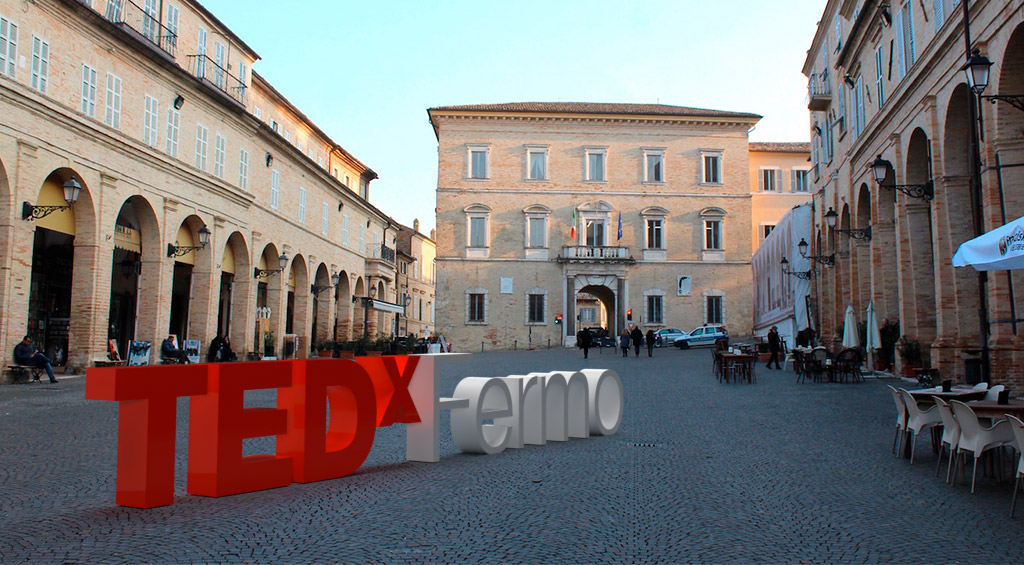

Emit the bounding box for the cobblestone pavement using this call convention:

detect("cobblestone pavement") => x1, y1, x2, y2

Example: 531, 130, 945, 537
2, 347, 1023, 563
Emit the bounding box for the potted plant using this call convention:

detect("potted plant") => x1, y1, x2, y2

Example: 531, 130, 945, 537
263, 331, 276, 358
756, 341, 771, 363
897, 336, 922, 377
315, 340, 336, 358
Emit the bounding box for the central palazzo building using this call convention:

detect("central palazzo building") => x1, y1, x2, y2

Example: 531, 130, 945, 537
428, 103, 761, 351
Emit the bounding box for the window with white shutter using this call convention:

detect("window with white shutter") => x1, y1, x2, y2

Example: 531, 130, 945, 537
1, 16, 18, 78
238, 149, 249, 190
298, 188, 306, 223
270, 170, 280, 209
105, 73, 121, 128
213, 135, 226, 178
321, 202, 329, 235
166, 108, 180, 156
31, 36, 49, 93
144, 95, 159, 147
194, 124, 208, 169
81, 65, 97, 116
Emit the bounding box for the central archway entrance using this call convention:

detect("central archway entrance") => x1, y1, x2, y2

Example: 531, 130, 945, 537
577, 285, 615, 334
567, 273, 623, 346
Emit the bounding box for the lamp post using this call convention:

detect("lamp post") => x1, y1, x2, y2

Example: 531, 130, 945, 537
254, 253, 289, 279
22, 178, 82, 220
403, 294, 412, 336
870, 155, 934, 201
359, 285, 377, 342
797, 237, 835, 267
781, 256, 814, 280
167, 225, 211, 257
825, 207, 872, 241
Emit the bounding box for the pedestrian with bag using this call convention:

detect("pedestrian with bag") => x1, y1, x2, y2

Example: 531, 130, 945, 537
619, 329, 630, 358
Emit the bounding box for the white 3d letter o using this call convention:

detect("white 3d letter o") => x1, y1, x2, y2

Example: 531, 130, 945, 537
581, 369, 622, 435
450, 377, 513, 454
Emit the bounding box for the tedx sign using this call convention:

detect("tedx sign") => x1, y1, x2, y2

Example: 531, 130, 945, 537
85, 356, 623, 508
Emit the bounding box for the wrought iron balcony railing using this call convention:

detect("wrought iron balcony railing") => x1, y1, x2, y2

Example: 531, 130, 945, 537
807, 72, 831, 111
559, 245, 632, 261
104, 0, 177, 58
365, 243, 396, 265
187, 53, 246, 106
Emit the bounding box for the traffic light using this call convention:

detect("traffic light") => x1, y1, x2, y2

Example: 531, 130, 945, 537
626, 309, 633, 320
555, 314, 563, 325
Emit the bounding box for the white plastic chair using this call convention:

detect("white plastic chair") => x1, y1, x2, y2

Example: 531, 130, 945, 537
899, 389, 942, 464
971, 382, 990, 392
983, 384, 1006, 401
950, 400, 1014, 493
887, 385, 907, 456
1007, 415, 1024, 518
934, 398, 960, 483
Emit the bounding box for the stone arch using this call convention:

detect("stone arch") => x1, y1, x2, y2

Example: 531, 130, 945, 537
838, 203, 853, 310
856, 183, 872, 310
352, 275, 366, 340
255, 243, 284, 355
335, 269, 352, 341
312, 263, 331, 345
902, 128, 937, 351
286, 254, 310, 356
218, 231, 250, 353
108, 195, 162, 358
375, 279, 388, 338
167, 214, 212, 343
872, 155, 900, 322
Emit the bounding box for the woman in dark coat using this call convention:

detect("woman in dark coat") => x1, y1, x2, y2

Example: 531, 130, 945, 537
619, 330, 631, 358
645, 330, 656, 357
630, 326, 643, 357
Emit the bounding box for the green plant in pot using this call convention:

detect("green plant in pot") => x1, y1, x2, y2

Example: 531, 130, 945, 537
896, 336, 922, 376
263, 331, 276, 358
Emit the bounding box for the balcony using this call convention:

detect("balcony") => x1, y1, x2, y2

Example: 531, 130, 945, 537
558, 246, 634, 263
364, 243, 396, 281
187, 54, 246, 108
103, 0, 178, 60
807, 73, 832, 111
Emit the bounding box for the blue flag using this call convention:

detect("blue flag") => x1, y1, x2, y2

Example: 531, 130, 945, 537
617, 212, 622, 240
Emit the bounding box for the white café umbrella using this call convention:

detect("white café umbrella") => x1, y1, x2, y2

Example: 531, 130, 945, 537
842, 304, 860, 349
953, 214, 1024, 271
865, 300, 882, 373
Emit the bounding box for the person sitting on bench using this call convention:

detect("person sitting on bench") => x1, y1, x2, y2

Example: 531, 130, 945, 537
13, 335, 58, 383
161, 335, 190, 364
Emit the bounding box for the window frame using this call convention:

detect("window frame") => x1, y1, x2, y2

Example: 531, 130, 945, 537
467, 144, 490, 180
525, 145, 548, 181
584, 146, 608, 182
464, 203, 491, 255
523, 204, 550, 250
704, 291, 725, 325
700, 150, 723, 185
31, 35, 49, 94
165, 107, 180, 157
645, 292, 665, 325
270, 169, 280, 209
81, 64, 97, 117
194, 123, 208, 170
793, 168, 811, 192
759, 167, 782, 192
0, 15, 18, 79
526, 287, 547, 325
213, 134, 226, 178
643, 148, 666, 184
238, 148, 249, 191
466, 287, 487, 324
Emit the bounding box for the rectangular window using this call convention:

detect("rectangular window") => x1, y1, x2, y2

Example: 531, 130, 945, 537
142, 0, 159, 43
527, 148, 547, 180
213, 41, 225, 89
580, 308, 596, 322
837, 77, 847, 133
528, 217, 546, 248
166, 4, 179, 48
762, 225, 775, 240
165, 107, 180, 157
647, 295, 664, 324
469, 147, 488, 179
31, 36, 49, 93
213, 134, 226, 178
587, 150, 606, 181
468, 294, 485, 322
81, 65, 97, 116
706, 296, 723, 325
358, 225, 365, 251
254, 106, 262, 119
143, 95, 159, 147
196, 27, 207, 79
793, 169, 810, 192
759, 168, 781, 191
705, 220, 722, 250
297, 140, 303, 152
321, 202, 329, 236
854, 75, 865, 139
647, 219, 663, 249
238, 149, 249, 190
1, 16, 18, 78
585, 220, 605, 247
104, 72, 121, 128
469, 217, 487, 247
270, 170, 280, 209
875, 46, 885, 108
194, 124, 208, 169
238, 61, 247, 88
645, 152, 664, 183
298, 187, 306, 223
702, 153, 721, 184
342, 214, 349, 245
834, 13, 842, 50
528, 294, 545, 324
894, 4, 915, 79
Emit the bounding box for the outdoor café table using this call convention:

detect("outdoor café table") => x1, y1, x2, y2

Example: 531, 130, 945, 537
907, 386, 988, 404
965, 399, 1024, 420
719, 353, 754, 384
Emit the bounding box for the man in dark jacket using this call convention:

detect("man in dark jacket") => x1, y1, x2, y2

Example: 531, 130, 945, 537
13, 336, 57, 383
645, 330, 656, 357
161, 335, 190, 364
577, 327, 593, 359
766, 326, 782, 370
630, 326, 643, 357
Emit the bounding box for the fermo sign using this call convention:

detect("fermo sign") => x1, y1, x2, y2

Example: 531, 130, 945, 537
86, 356, 623, 508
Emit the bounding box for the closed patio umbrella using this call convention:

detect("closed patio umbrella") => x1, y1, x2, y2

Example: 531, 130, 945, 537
842, 304, 860, 349
865, 300, 881, 374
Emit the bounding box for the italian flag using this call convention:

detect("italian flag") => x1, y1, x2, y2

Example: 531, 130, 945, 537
570, 209, 577, 240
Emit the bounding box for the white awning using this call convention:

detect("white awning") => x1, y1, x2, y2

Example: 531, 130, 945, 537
369, 299, 405, 314
953, 214, 1024, 271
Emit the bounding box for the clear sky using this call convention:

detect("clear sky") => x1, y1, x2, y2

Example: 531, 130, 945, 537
200, 0, 826, 234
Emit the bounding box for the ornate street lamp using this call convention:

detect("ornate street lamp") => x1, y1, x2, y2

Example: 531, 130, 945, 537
254, 252, 289, 279
167, 225, 211, 258
780, 257, 814, 280
797, 237, 834, 267
825, 206, 872, 241
312, 271, 342, 296
22, 178, 82, 220
870, 155, 934, 201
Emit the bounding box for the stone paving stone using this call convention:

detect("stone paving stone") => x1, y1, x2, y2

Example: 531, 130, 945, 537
1, 350, 1023, 562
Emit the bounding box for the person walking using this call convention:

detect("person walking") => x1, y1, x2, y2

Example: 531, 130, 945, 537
645, 329, 656, 357
13, 336, 58, 383
619, 329, 630, 358
766, 326, 782, 370
630, 326, 643, 358
577, 327, 593, 359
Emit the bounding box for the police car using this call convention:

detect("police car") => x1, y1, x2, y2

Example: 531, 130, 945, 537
673, 325, 729, 349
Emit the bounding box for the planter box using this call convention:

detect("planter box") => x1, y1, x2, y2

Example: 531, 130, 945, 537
339, 351, 355, 359
317, 350, 333, 358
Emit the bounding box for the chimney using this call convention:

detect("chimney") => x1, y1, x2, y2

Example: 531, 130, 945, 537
413, 218, 420, 232
430, 229, 436, 240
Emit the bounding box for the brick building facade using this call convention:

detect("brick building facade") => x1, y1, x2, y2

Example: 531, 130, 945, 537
428, 102, 760, 351
0, 0, 398, 371
803, 0, 1024, 386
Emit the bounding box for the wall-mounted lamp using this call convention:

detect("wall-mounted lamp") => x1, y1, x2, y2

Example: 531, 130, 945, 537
870, 154, 934, 201
813, 124, 822, 136
824, 207, 872, 240
23, 178, 82, 221
173, 94, 185, 110
366, 219, 371, 228
780, 256, 814, 280
254, 253, 289, 279
338, 201, 344, 212
879, 4, 892, 27
311, 272, 342, 296
798, 237, 835, 267
167, 224, 212, 257
265, 152, 273, 167
963, 49, 1024, 113
844, 75, 856, 88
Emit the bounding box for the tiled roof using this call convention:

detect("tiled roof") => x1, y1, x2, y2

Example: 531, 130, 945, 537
429, 102, 761, 120
749, 142, 811, 153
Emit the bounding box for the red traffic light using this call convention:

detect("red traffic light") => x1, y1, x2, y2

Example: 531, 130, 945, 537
555, 314, 563, 324
626, 309, 633, 320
